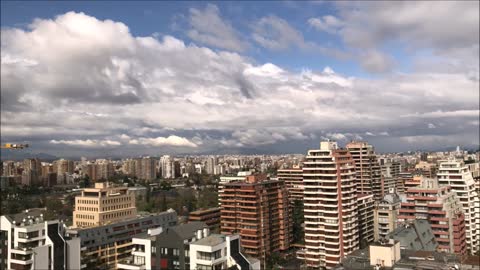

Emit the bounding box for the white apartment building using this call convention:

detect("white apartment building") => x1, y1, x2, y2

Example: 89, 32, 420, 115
0, 208, 80, 270
300, 141, 359, 269
160, 155, 174, 179
190, 234, 260, 270
117, 225, 259, 270
437, 159, 480, 254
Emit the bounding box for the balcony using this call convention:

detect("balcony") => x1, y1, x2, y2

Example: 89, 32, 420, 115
407, 196, 438, 201
117, 260, 146, 270
428, 210, 446, 215
10, 258, 33, 265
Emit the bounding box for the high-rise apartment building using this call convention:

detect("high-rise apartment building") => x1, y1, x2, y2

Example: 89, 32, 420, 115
357, 194, 375, 246
140, 157, 156, 181
81, 162, 113, 182
122, 159, 137, 177
55, 159, 74, 185
72, 182, 137, 228
21, 158, 41, 186
220, 175, 291, 265
302, 141, 359, 269
2, 161, 16, 177
381, 160, 401, 195
160, 155, 174, 179
374, 193, 401, 241
437, 159, 480, 254
95, 160, 114, 181
397, 171, 414, 193
205, 156, 216, 175
398, 177, 467, 255
56, 159, 74, 175
345, 141, 382, 200
277, 166, 304, 202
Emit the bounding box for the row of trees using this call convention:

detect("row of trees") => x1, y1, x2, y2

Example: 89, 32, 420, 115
137, 186, 219, 215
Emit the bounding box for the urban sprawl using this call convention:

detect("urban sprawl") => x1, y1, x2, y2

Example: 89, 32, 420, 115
1, 141, 479, 270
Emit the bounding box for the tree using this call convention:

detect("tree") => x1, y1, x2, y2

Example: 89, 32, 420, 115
1, 200, 22, 215
78, 174, 90, 188
196, 188, 218, 209
160, 181, 172, 191
154, 194, 168, 212
46, 197, 63, 213
292, 200, 304, 244
266, 252, 286, 270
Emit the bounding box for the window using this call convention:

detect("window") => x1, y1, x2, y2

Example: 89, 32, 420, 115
197, 250, 221, 261
197, 264, 211, 270
173, 249, 179, 256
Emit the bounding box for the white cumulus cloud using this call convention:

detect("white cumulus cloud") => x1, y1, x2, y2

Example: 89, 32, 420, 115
129, 136, 197, 147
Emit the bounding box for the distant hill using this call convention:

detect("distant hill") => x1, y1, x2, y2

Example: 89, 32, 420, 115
0, 150, 58, 161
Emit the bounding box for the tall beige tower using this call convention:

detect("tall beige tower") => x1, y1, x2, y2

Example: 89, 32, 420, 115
73, 182, 137, 228
277, 165, 304, 203
345, 141, 383, 200
302, 141, 359, 269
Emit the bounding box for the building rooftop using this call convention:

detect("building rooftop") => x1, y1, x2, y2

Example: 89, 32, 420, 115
4, 208, 48, 224
67, 209, 176, 231
190, 207, 221, 215
388, 220, 438, 251
381, 193, 402, 204
191, 234, 225, 247
162, 221, 207, 240
335, 249, 463, 270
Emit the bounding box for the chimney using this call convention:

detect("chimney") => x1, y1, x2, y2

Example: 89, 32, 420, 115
196, 229, 203, 240
203, 227, 209, 238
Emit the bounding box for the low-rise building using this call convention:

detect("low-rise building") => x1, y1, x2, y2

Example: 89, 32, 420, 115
0, 208, 80, 270
387, 220, 438, 251
369, 239, 401, 268
190, 233, 260, 270
335, 246, 474, 270
117, 222, 206, 270
73, 182, 137, 228
66, 210, 177, 270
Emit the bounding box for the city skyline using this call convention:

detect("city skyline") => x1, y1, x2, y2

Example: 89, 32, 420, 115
1, 1, 479, 157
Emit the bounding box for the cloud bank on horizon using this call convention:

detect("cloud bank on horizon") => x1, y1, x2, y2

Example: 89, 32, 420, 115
1, 1, 479, 157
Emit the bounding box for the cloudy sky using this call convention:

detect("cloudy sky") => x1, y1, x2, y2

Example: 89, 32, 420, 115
1, 1, 479, 157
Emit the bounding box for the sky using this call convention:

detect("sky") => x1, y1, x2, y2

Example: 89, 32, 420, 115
1, 1, 479, 158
